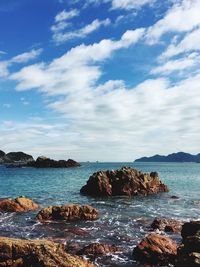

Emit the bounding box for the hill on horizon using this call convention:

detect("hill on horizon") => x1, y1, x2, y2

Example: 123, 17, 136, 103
135, 152, 200, 162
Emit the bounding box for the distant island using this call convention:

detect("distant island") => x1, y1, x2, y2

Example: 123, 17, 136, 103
135, 152, 200, 162
0, 150, 80, 168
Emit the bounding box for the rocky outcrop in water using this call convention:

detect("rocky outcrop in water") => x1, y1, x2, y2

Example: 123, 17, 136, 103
151, 218, 182, 233
77, 243, 120, 257
176, 221, 200, 266
0, 236, 96, 267
133, 234, 177, 265
80, 167, 168, 197
36, 204, 98, 222
0, 151, 34, 163
29, 156, 81, 168
0, 196, 39, 212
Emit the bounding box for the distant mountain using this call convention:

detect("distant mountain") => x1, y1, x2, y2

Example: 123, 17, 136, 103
135, 152, 200, 162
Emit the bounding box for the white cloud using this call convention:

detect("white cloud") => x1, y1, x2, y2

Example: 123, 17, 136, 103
0, 49, 43, 77
8, 27, 200, 160
52, 18, 111, 44
55, 9, 79, 22
10, 49, 43, 64
0, 61, 9, 77
146, 0, 200, 44
161, 28, 200, 59
111, 0, 155, 10
151, 53, 200, 74
11, 28, 145, 94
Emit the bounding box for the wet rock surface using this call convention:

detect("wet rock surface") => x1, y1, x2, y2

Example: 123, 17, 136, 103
80, 167, 169, 197
176, 221, 200, 266
77, 243, 121, 256
133, 234, 177, 265
0, 196, 39, 213
0, 236, 97, 267
36, 204, 98, 222
151, 218, 183, 233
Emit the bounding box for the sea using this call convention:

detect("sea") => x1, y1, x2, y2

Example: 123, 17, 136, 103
0, 162, 200, 266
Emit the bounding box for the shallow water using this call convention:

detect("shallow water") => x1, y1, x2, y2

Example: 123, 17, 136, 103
0, 162, 200, 266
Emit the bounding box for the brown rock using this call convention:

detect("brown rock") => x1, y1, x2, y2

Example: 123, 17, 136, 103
176, 221, 200, 267
0, 197, 39, 213
181, 221, 200, 241
0, 236, 96, 267
36, 204, 98, 222
80, 167, 169, 197
77, 243, 120, 256
151, 218, 182, 233
133, 234, 177, 265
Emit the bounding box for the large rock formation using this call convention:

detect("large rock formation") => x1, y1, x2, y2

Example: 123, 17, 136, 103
176, 221, 200, 266
29, 156, 80, 168
0, 236, 96, 267
151, 218, 183, 233
133, 234, 177, 265
0, 196, 39, 212
36, 204, 98, 222
80, 167, 168, 197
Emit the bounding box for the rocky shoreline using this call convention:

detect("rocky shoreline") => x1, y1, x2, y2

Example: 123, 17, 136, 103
0, 166, 199, 266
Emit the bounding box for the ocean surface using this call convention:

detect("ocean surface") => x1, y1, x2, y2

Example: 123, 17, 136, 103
0, 162, 200, 266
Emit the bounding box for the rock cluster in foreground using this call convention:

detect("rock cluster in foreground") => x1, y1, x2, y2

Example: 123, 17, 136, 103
0, 196, 39, 212
80, 167, 168, 197
151, 218, 183, 233
36, 204, 98, 222
133, 234, 177, 265
176, 221, 200, 266
0, 236, 96, 267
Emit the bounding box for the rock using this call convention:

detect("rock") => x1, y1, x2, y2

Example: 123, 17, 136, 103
0, 236, 96, 267
80, 167, 168, 197
171, 195, 180, 199
0, 196, 39, 212
5, 152, 34, 162
133, 234, 177, 265
0, 150, 5, 158
66, 227, 89, 236
77, 243, 120, 257
151, 218, 182, 233
29, 156, 80, 168
36, 204, 98, 222
176, 221, 200, 266
181, 221, 200, 241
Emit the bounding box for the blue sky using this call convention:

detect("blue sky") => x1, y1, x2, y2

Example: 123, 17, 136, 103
0, 0, 200, 161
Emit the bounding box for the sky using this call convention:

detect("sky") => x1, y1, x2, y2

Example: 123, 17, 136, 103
0, 0, 200, 162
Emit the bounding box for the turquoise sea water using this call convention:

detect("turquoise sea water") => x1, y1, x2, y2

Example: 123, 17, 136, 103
0, 162, 200, 266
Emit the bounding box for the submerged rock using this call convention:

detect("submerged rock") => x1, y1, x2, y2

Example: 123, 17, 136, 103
0, 236, 96, 267
0, 196, 39, 212
151, 218, 182, 233
36, 204, 98, 222
176, 221, 200, 266
133, 234, 177, 265
29, 156, 80, 168
77, 243, 120, 257
80, 167, 168, 197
